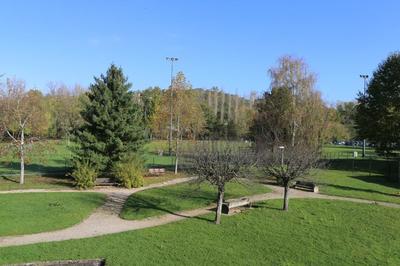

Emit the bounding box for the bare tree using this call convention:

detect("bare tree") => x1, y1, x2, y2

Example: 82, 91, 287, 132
0, 79, 47, 184
187, 142, 255, 224
227, 94, 232, 121
207, 90, 212, 107
234, 94, 239, 123
258, 144, 320, 211
213, 87, 219, 116
220, 91, 225, 123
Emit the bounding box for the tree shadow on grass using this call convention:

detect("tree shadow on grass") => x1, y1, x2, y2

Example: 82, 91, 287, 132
350, 175, 400, 190
318, 181, 400, 198
125, 195, 214, 222
0, 174, 74, 188
1, 176, 19, 183
0, 160, 70, 175
251, 202, 282, 211
324, 159, 398, 176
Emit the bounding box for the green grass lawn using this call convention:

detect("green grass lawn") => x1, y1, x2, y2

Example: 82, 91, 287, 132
0, 175, 74, 191
1, 199, 399, 265
311, 169, 400, 204
121, 181, 271, 220
322, 144, 376, 158
0, 192, 105, 236
0, 170, 186, 191
0, 140, 72, 176
0, 140, 176, 175
0, 140, 181, 190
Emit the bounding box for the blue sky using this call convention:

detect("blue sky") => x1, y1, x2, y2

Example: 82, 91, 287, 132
0, 0, 399, 103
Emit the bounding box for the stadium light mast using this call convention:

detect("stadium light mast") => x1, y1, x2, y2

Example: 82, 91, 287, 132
166, 57, 178, 156
360, 74, 369, 157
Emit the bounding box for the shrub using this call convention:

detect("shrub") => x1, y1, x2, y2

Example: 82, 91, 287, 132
71, 161, 98, 189
113, 155, 144, 188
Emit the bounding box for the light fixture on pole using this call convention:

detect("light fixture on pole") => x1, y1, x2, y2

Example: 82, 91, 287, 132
359, 74, 369, 158
278, 146, 285, 166
166, 57, 178, 156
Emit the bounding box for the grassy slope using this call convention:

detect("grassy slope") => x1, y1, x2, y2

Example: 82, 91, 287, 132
121, 181, 271, 220
0, 175, 74, 191
0, 192, 105, 236
0, 140, 175, 175
322, 144, 376, 157
1, 199, 399, 265
312, 169, 400, 204
0, 140, 180, 190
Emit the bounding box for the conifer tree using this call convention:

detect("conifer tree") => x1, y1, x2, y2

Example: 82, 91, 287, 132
356, 53, 400, 154
73, 64, 145, 174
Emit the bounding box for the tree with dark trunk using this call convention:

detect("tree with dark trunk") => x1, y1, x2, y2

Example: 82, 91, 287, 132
187, 142, 254, 224
355, 53, 400, 155
258, 144, 320, 211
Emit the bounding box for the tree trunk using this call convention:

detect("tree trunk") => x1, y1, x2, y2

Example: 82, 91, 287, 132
174, 115, 180, 175
283, 183, 289, 211
398, 159, 400, 184
214, 90, 218, 116
234, 95, 239, 123
215, 188, 225, 224
20, 129, 25, 185
220, 92, 225, 123
169, 88, 173, 156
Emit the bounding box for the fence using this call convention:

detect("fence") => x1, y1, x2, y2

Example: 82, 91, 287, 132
321, 152, 400, 183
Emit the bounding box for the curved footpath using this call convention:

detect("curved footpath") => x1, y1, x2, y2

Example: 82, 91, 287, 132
0, 179, 400, 248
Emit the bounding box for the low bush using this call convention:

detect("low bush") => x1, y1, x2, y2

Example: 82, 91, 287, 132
70, 161, 98, 189
113, 155, 144, 188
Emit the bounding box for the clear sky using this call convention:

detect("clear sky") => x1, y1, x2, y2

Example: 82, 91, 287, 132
0, 0, 399, 103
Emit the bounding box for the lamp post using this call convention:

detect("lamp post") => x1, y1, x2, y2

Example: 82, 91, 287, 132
360, 74, 369, 158
278, 146, 285, 166
166, 57, 178, 156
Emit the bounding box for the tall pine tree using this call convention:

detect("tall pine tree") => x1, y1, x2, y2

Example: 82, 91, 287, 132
73, 64, 145, 174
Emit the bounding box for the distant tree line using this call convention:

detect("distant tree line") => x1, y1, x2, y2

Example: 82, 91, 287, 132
0, 55, 367, 186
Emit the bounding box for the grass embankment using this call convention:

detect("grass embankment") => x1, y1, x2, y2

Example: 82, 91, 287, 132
0, 192, 106, 236
121, 181, 271, 220
0, 140, 181, 190
1, 199, 399, 265
322, 144, 376, 158
312, 169, 400, 204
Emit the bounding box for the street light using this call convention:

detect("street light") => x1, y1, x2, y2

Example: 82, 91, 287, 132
278, 146, 285, 166
166, 57, 178, 156
360, 74, 369, 157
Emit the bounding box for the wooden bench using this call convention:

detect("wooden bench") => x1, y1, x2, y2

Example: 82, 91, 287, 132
95, 177, 117, 186
148, 168, 166, 176
222, 197, 251, 214
294, 180, 319, 193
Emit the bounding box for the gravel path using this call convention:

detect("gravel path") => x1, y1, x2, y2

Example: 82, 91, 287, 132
1, 181, 399, 248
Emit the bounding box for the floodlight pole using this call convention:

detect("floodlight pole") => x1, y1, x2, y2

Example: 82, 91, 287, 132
166, 57, 178, 156
360, 74, 369, 158
279, 146, 285, 166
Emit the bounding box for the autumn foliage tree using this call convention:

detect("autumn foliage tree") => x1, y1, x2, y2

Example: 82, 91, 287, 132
151, 72, 205, 173
0, 79, 48, 184
253, 56, 325, 210
46, 83, 84, 139
151, 72, 205, 140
